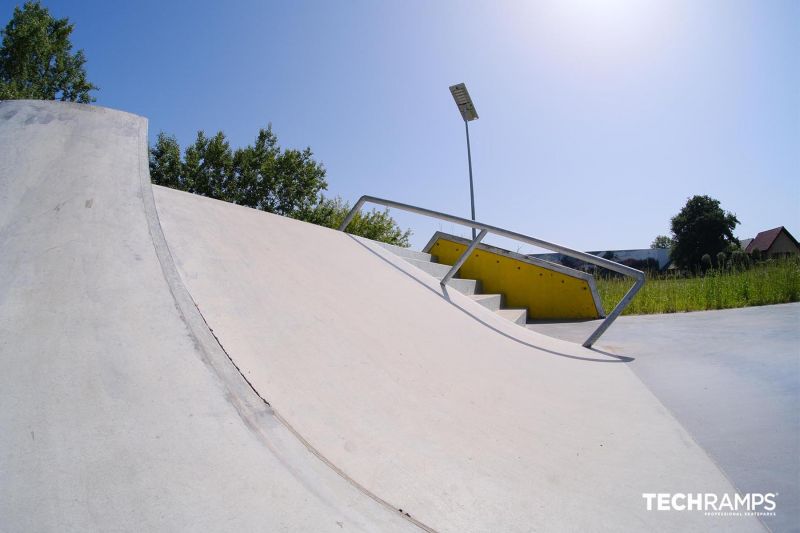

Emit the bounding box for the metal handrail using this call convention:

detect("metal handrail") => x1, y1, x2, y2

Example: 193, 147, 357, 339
339, 195, 645, 348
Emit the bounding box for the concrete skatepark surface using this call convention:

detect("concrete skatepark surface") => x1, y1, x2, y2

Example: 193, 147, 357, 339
0, 101, 414, 532
528, 304, 800, 533
0, 100, 782, 531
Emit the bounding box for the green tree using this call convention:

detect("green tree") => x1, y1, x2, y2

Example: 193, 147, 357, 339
670, 195, 739, 270
650, 235, 673, 249
192, 131, 233, 200
0, 1, 97, 102
149, 126, 411, 246
730, 249, 750, 269
230, 127, 281, 209
700, 253, 712, 271
294, 195, 411, 247
172, 126, 324, 215
149, 133, 183, 189
232, 126, 326, 216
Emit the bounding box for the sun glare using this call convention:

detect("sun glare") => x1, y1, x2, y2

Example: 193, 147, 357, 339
506, 0, 675, 73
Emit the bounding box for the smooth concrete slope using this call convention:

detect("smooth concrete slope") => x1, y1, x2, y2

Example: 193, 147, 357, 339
0, 101, 414, 532
153, 184, 765, 532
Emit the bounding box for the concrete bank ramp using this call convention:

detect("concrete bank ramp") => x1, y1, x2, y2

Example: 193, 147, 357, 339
154, 193, 764, 527
1, 101, 762, 532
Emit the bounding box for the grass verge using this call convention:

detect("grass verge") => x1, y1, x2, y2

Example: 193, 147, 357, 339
596, 258, 800, 315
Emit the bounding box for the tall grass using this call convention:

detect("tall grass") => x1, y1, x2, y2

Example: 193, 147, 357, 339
596, 257, 800, 315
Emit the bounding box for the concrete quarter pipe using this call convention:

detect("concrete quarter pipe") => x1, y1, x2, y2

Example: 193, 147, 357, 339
0, 101, 764, 531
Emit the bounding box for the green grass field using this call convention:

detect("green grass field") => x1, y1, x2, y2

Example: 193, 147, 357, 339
596, 258, 800, 315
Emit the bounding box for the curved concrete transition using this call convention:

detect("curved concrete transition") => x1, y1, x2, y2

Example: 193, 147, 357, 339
0, 101, 414, 532
0, 101, 764, 532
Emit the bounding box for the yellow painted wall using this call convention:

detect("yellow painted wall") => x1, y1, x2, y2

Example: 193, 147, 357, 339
430, 238, 600, 320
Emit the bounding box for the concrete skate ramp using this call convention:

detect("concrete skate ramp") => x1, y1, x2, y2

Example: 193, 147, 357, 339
153, 200, 763, 528
1, 100, 763, 532
0, 100, 414, 532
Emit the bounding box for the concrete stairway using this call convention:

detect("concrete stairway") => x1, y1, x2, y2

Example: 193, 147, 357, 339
370, 240, 528, 326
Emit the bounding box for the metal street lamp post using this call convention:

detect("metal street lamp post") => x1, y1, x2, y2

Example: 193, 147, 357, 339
449, 83, 479, 239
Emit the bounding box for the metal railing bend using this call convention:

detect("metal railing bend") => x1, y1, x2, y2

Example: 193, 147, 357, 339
339, 195, 645, 348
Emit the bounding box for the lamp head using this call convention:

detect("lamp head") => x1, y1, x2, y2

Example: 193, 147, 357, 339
449, 83, 478, 121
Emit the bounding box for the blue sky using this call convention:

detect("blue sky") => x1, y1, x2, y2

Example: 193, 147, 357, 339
4, 0, 798, 252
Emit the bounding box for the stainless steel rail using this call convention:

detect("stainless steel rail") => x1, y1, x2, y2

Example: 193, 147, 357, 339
339, 195, 645, 348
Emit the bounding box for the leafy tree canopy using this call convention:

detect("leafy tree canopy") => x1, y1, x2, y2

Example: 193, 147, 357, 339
670, 195, 739, 269
150, 127, 411, 247
294, 195, 411, 247
0, 1, 97, 102
151, 127, 325, 217
650, 235, 673, 250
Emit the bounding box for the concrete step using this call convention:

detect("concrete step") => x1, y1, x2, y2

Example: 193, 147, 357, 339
361, 237, 479, 294
470, 294, 503, 311
496, 308, 528, 326
403, 257, 453, 278
361, 237, 435, 262
445, 277, 480, 296
401, 258, 480, 295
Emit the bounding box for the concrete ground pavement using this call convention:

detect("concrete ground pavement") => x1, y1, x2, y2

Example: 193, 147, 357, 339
529, 304, 800, 533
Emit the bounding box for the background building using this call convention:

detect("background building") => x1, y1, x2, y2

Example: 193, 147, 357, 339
744, 226, 799, 258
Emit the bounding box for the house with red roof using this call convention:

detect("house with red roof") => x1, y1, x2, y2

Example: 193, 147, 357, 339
744, 226, 799, 258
